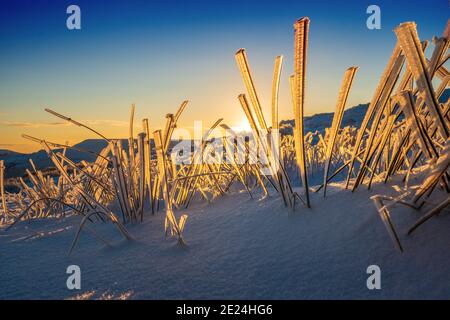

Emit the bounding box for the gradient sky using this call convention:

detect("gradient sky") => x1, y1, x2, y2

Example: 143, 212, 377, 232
0, 0, 448, 153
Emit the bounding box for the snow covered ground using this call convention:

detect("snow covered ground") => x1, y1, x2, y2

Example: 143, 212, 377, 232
1, 173, 450, 300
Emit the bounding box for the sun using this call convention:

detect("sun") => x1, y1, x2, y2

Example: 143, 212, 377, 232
233, 118, 252, 133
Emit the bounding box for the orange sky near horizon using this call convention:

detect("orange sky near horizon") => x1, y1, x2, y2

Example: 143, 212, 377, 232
1, 1, 447, 154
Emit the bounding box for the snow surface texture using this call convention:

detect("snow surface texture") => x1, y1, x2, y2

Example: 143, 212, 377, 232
1, 172, 449, 299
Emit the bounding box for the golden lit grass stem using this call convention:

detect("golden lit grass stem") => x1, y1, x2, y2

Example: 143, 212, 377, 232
323, 66, 358, 197
293, 17, 310, 207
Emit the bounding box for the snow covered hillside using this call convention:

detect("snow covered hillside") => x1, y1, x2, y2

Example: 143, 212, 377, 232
1, 172, 449, 300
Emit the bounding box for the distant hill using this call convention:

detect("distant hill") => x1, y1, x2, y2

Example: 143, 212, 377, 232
280, 88, 449, 136
0, 139, 125, 178
1, 103, 369, 178
0, 138, 161, 178
440, 87, 450, 102
0, 150, 22, 158
1, 89, 448, 178
279, 103, 368, 136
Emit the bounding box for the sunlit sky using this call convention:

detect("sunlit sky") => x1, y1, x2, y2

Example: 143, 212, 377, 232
0, 0, 448, 153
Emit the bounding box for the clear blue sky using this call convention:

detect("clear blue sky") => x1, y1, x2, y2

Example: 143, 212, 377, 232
0, 0, 448, 152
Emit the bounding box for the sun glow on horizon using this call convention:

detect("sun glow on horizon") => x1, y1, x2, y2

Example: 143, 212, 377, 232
232, 118, 252, 133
